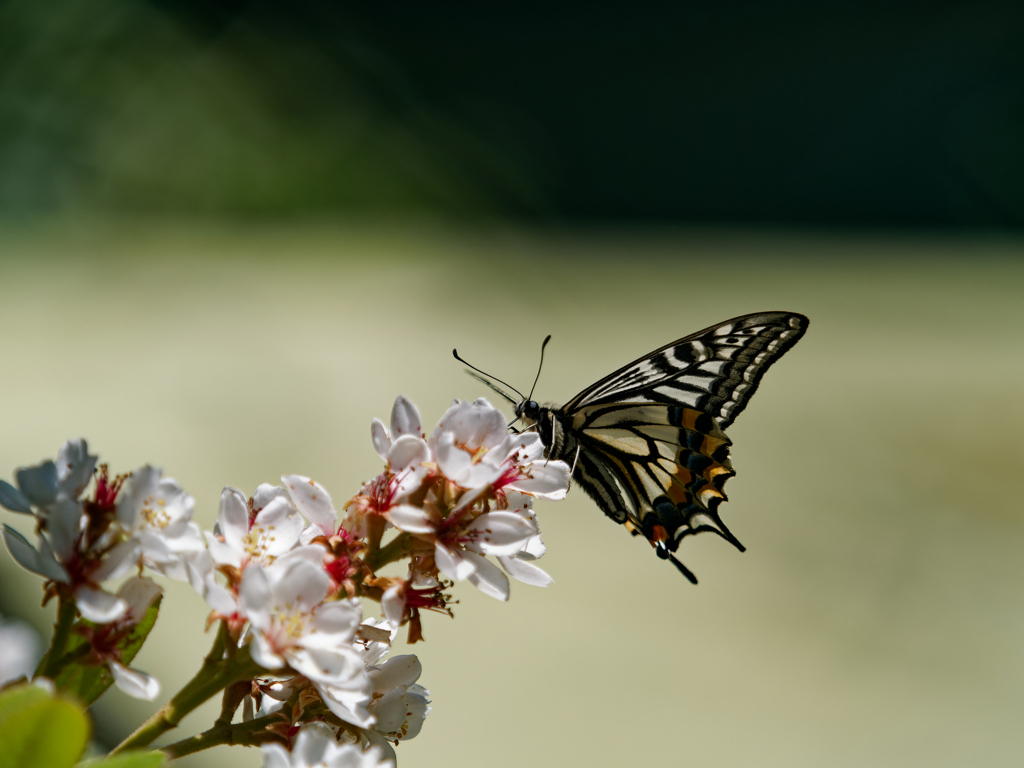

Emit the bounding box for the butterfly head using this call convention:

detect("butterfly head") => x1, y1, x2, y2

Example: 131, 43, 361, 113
516, 399, 542, 423
453, 335, 552, 430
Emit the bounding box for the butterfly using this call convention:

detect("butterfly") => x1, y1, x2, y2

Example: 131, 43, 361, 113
455, 311, 809, 583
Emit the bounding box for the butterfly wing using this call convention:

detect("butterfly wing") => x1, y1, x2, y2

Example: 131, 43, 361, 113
555, 312, 808, 580
562, 311, 808, 430
567, 403, 738, 547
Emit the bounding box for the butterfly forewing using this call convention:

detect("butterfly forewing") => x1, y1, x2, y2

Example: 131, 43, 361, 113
562, 311, 807, 430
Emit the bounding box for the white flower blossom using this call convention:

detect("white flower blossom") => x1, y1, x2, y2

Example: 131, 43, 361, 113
116, 465, 204, 584
0, 440, 146, 621
206, 485, 305, 570
364, 654, 430, 763
262, 722, 394, 768
240, 558, 373, 727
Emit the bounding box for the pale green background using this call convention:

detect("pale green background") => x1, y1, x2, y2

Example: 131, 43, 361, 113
1, 220, 1022, 767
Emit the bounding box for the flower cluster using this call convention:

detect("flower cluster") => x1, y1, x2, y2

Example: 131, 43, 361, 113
0, 395, 571, 766
1, 439, 203, 697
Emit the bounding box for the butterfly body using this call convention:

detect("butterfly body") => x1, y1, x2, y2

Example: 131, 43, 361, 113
461, 311, 808, 582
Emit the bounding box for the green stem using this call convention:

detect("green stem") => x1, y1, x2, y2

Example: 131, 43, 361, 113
160, 713, 285, 758
37, 596, 76, 679
109, 623, 264, 754
364, 532, 413, 571
215, 680, 252, 727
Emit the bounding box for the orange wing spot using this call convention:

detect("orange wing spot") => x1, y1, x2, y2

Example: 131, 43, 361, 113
667, 467, 693, 505
681, 408, 702, 431
697, 484, 725, 505
700, 435, 729, 457
704, 463, 733, 482
649, 524, 669, 544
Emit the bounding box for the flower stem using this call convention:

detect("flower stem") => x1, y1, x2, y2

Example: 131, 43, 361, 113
37, 596, 76, 679
160, 713, 285, 758
365, 532, 413, 571
109, 623, 264, 754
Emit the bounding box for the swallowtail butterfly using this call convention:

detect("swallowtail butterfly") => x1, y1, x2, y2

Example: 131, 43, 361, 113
456, 311, 808, 583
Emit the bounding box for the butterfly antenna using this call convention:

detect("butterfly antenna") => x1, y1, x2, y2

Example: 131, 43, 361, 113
453, 349, 525, 405
526, 335, 552, 402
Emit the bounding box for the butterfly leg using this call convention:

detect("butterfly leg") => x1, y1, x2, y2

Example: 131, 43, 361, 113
565, 445, 581, 491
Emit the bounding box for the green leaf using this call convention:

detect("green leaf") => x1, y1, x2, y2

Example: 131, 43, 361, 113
78, 751, 166, 768
53, 595, 162, 707
0, 685, 89, 768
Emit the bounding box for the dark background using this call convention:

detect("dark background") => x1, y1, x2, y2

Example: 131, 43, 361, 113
3, 0, 1022, 226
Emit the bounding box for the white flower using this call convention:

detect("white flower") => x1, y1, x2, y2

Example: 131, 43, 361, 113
388, 504, 536, 601
364, 655, 430, 763
428, 398, 507, 456
206, 485, 305, 570
262, 722, 394, 768
1, 440, 146, 621
116, 465, 204, 582
370, 396, 432, 504
0, 439, 97, 516
240, 558, 373, 727
481, 432, 572, 501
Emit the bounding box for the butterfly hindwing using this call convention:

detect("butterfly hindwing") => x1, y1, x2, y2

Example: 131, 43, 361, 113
564, 403, 741, 550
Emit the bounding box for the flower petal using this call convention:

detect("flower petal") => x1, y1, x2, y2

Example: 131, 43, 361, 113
368, 654, 421, 694
434, 542, 475, 581
507, 460, 572, 499
109, 661, 161, 701
463, 511, 536, 556
218, 486, 249, 553
75, 585, 129, 623
388, 505, 436, 535
434, 432, 471, 481
115, 465, 162, 528
430, 398, 507, 452
282, 475, 337, 536
2, 525, 68, 582
118, 576, 163, 622
0, 480, 33, 514
261, 743, 291, 768
382, 585, 404, 628
16, 461, 58, 507
239, 564, 273, 631
45, 497, 83, 562
390, 395, 422, 440
91, 538, 142, 582
55, 439, 97, 499
463, 551, 510, 601
371, 418, 391, 462
498, 555, 553, 587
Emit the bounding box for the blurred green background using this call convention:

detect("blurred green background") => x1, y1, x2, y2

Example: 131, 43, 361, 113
1, 1, 1024, 767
